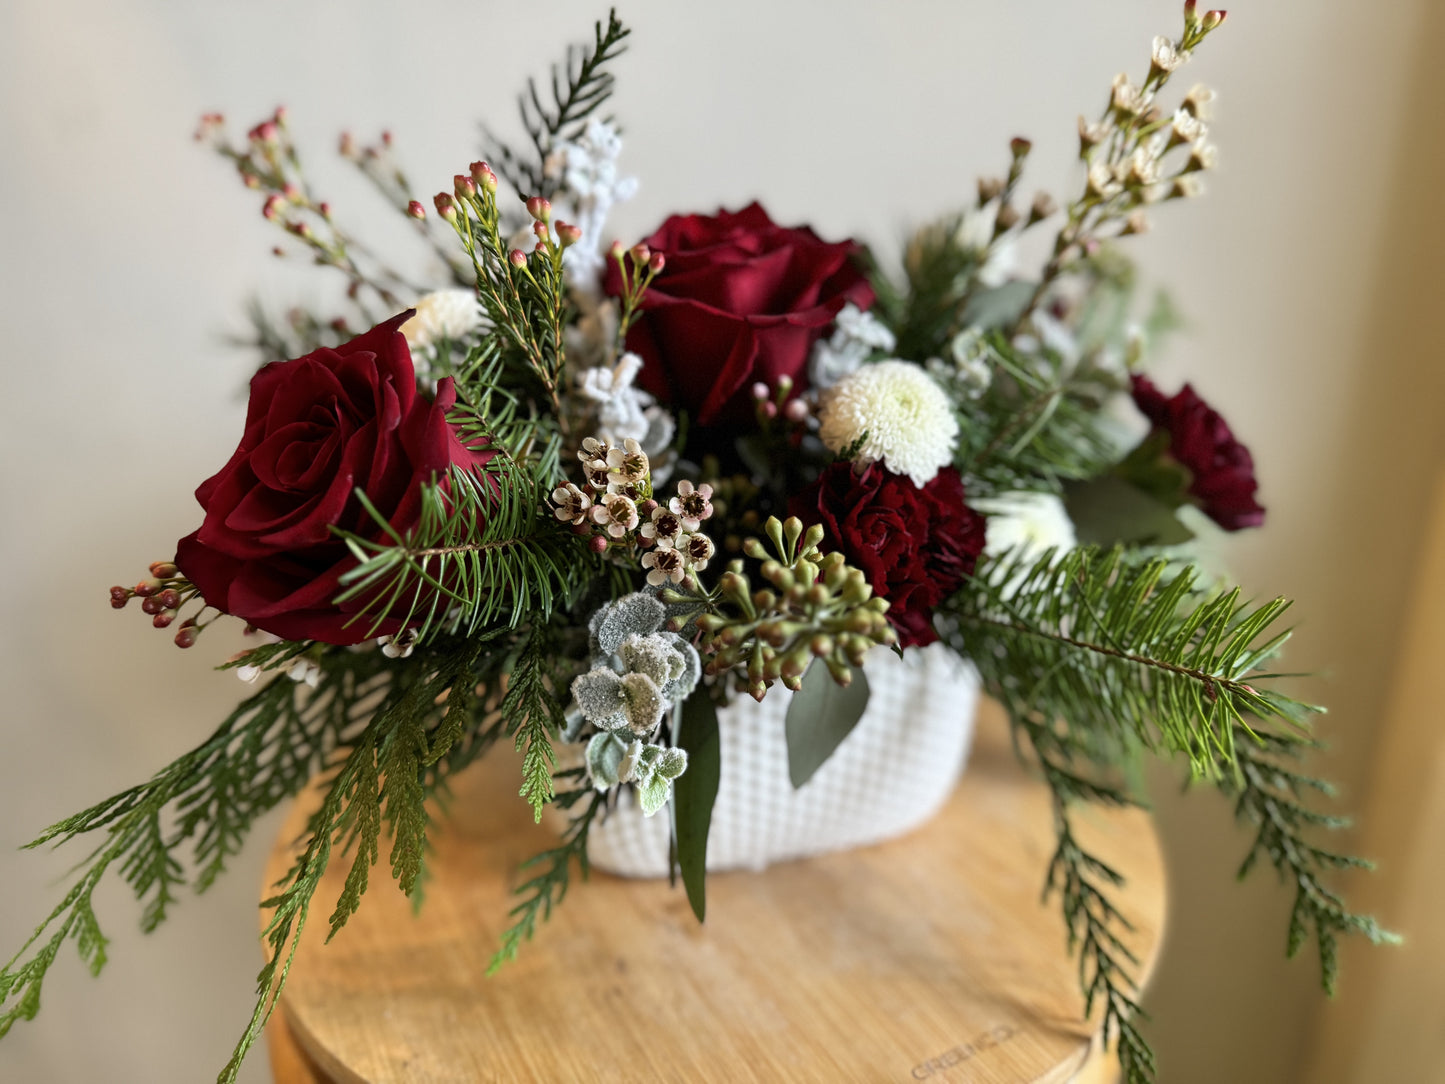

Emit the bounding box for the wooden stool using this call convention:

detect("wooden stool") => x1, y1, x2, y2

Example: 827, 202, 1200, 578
264, 702, 1164, 1083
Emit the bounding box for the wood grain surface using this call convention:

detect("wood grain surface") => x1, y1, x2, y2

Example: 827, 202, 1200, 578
263, 700, 1166, 1083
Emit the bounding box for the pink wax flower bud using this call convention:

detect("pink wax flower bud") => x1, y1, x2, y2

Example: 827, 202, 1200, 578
532, 220, 549, 239
282, 181, 301, 201
556, 221, 583, 248
508, 249, 528, 268
648, 252, 666, 274
262, 195, 283, 221
338, 131, 356, 158
407, 200, 426, 220
752, 382, 770, 401
252, 120, 279, 145
434, 192, 458, 221
609, 239, 625, 261
784, 398, 810, 423
454, 174, 476, 200
1010, 136, 1033, 158
588, 535, 609, 555
380, 129, 393, 148
273, 105, 289, 125
776, 374, 794, 396
317, 201, 332, 220
242, 173, 260, 189
525, 196, 551, 222
534, 240, 546, 253
762, 401, 779, 420
1183, 0, 1198, 22
630, 243, 650, 266
469, 161, 497, 193
1202, 8, 1226, 28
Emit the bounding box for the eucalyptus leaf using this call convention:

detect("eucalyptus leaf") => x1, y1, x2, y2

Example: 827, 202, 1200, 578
959, 280, 1036, 331
785, 661, 871, 789
673, 692, 719, 923
638, 776, 672, 818
1064, 474, 1194, 548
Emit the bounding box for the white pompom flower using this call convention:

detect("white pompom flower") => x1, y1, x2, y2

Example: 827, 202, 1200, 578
817, 360, 959, 487
400, 289, 482, 351
972, 490, 1077, 598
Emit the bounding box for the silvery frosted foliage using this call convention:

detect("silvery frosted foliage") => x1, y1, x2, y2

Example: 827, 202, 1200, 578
546, 118, 639, 287
569, 667, 667, 735
585, 733, 687, 814
619, 632, 701, 701
808, 302, 898, 390
589, 592, 666, 657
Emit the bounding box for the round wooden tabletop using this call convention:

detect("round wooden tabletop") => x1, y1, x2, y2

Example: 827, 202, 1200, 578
262, 702, 1166, 1084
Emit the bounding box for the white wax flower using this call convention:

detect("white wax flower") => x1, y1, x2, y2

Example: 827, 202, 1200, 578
973, 490, 1077, 598
400, 289, 481, 351
956, 207, 1017, 288
818, 360, 959, 487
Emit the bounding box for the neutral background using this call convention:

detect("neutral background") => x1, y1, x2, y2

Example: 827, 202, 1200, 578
2, 1, 1441, 1081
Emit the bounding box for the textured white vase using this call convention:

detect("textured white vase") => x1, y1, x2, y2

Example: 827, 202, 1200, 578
569, 643, 980, 878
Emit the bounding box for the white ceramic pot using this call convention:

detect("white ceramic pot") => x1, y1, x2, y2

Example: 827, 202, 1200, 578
567, 644, 980, 878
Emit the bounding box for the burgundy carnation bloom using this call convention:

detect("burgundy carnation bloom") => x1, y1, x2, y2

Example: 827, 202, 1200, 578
790, 462, 986, 648
175, 311, 494, 644
1130, 374, 1266, 531
605, 202, 874, 427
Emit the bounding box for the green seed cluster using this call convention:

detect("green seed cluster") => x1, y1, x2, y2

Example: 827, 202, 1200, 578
666, 516, 896, 702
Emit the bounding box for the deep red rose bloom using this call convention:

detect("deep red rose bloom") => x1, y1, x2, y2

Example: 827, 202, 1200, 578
790, 462, 986, 648
175, 311, 494, 644
605, 201, 874, 427
1130, 374, 1266, 531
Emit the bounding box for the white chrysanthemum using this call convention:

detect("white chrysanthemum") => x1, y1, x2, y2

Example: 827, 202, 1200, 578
818, 361, 959, 486
400, 289, 481, 351
973, 491, 1077, 598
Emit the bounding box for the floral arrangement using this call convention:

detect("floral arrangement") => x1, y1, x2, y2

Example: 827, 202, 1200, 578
0, 7, 1395, 1083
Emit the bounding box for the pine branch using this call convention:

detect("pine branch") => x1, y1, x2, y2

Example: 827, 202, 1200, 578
333, 412, 593, 645
949, 545, 1395, 1078
488, 784, 603, 973
942, 546, 1317, 779
485, 10, 632, 198
954, 332, 1123, 497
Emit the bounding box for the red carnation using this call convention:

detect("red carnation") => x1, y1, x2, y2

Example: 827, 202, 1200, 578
175, 311, 494, 644
790, 462, 985, 648
1130, 374, 1265, 531
605, 202, 874, 427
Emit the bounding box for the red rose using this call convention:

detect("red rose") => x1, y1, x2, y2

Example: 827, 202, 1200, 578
175, 311, 494, 644
605, 202, 874, 427
1130, 374, 1265, 531
790, 462, 985, 648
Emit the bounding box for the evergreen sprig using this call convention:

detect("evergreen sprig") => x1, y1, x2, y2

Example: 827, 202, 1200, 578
1225, 727, 1400, 993
500, 626, 573, 821
942, 545, 1391, 1080
0, 649, 379, 1063
954, 332, 1122, 498
488, 782, 604, 973
486, 10, 631, 198
333, 428, 589, 646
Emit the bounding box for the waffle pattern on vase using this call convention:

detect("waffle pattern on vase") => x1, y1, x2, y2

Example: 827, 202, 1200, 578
561, 645, 980, 877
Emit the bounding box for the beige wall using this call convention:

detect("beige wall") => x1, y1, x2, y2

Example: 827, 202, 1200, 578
1, 1, 1439, 1081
